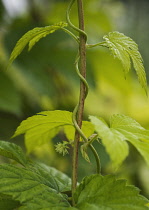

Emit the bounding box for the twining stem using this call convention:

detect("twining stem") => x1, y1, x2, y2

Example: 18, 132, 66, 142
62, 28, 79, 43
72, 0, 87, 205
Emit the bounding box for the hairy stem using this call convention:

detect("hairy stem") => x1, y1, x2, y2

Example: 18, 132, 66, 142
72, 0, 87, 206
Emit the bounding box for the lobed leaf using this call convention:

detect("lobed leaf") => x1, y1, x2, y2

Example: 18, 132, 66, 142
75, 174, 149, 210
12, 110, 95, 153
89, 115, 129, 169
90, 114, 149, 168
0, 164, 71, 209
0, 140, 28, 166
0, 142, 148, 209
0, 140, 72, 197
103, 31, 147, 93
8, 22, 67, 66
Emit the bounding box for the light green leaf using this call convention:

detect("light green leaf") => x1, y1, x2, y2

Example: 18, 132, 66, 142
0, 140, 28, 166
12, 110, 94, 153
110, 114, 149, 166
89, 115, 129, 169
0, 193, 20, 210
9, 22, 67, 66
12, 110, 72, 153
75, 174, 149, 210
103, 31, 147, 93
0, 164, 71, 209
90, 114, 149, 168
64, 121, 95, 141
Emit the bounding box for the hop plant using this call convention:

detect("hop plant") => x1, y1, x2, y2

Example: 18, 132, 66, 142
55, 141, 70, 156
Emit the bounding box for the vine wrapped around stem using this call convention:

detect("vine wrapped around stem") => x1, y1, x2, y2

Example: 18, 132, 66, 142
66, 0, 101, 205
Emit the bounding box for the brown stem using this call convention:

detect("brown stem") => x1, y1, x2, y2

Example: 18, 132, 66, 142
72, 0, 87, 206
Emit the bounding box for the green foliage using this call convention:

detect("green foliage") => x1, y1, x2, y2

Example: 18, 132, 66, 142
74, 174, 149, 210
64, 121, 95, 142
2, 0, 149, 208
0, 141, 73, 209
12, 110, 94, 153
8, 22, 67, 67
0, 71, 21, 115
0, 164, 71, 209
90, 114, 149, 169
103, 31, 147, 93
30, 163, 71, 192
0, 140, 28, 166
0, 141, 148, 209
0, 193, 20, 210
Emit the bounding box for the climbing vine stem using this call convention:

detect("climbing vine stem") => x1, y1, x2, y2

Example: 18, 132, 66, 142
67, 0, 101, 205
67, 0, 87, 205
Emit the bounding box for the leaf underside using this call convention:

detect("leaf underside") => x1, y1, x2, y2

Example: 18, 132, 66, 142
90, 114, 149, 169
103, 31, 147, 93
8, 22, 67, 67
12, 110, 94, 153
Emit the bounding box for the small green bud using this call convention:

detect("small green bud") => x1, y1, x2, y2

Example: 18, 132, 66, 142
55, 141, 69, 156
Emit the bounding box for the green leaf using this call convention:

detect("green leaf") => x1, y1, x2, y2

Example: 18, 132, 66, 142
12, 110, 71, 153
29, 163, 71, 192
75, 174, 149, 210
8, 22, 67, 66
0, 164, 71, 209
0, 193, 20, 210
21, 208, 77, 210
19, 200, 76, 210
111, 114, 149, 167
103, 31, 147, 93
0, 140, 28, 166
12, 110, 94, 153
90, 114, 149, 168
89, 115, 129, 169
64, 121, 95, 141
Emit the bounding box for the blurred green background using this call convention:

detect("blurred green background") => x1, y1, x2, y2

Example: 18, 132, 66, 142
0, 0, 149, 198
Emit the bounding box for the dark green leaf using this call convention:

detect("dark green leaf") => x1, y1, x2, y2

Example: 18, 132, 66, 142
75, 174, 149, 210
0, 193, 20, 210
0, 164, 71, 209
29, 163, 71, 192
0, 140, 28, 166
